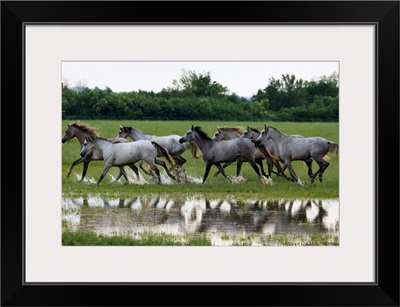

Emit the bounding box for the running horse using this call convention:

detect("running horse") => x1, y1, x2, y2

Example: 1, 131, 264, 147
255, 125, 339, 185
62, 122, 150, 181
80, 136, 177, 186
117, 125, 201, 167
179, 126, 262, 183
211, 126, 277, 178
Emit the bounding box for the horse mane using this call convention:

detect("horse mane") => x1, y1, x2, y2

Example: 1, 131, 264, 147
87, 135, 111, 142
249, 126, 260, 134
193, 126, 212, 140
268, 125, 287, 137
218, 126, 245, 134
70, 121, 99, 136
122, 126, 154, 136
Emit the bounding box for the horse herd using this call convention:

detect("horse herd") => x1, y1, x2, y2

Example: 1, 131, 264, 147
62, 122, 339, 186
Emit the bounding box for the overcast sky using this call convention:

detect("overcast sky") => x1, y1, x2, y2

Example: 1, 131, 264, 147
62, 61, 338, 98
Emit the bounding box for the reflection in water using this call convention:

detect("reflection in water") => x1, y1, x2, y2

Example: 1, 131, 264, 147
62, 195, 339, 245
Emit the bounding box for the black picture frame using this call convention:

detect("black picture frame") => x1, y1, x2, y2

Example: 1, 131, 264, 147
1, 1, 399, 306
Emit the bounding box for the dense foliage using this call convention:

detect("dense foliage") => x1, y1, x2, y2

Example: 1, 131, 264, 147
62, 70, 338, 122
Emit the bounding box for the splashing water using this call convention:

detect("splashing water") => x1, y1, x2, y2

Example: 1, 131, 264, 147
74, 173, 97, 184
230, 176, 247, 184
260, 175, 275, 185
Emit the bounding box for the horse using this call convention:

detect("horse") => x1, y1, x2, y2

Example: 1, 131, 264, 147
211, 126, 245, 141
244, 126, 333, 181
61, 121, 144, 181
117, 125, 201, 167
179, 126, 262, 183
211, 126, 271, 178
239, 126, 284, 177
80, 136, 177, 186
255, 125, 339, 185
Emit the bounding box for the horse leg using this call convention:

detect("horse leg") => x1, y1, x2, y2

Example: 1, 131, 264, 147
280, 163, 296, 182
173, 154, 186, 166
285, 161, 303, 185
127, 164, 140, 181
155, 157, 176, 181
266, 157, 273, 177
248, 161, 261, 180
80, 160, 91, 181
153, 166, 162, 185
202, 163, 213, 183
256, 158, 268, 178
66, 157, 85, 179
215, 163, 233, 183
236, 158, 246, 177
96, 164, 113, 186
213, 162, 233, 177
118, 166, 130, 184
304, 158, 314, 179
272, 160, 283, 177
310, 158, 330, 183
139, 160, 154, 177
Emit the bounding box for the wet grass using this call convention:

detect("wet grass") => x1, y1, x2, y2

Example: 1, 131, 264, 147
62, 120, 339, 200
62, 230, 339, 246
62, 231, 212, 246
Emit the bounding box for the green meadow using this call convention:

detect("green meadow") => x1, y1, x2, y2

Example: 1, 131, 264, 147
61, 120, 339, 200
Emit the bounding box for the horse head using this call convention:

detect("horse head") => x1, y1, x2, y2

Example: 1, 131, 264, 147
240, 126, 250, 139
117, 125, 130, 139
211, 126, 223, 141
180, 127, 193, 143
255, 125, 269, 147
80, 136, 96, 157
62, 124, 74, 143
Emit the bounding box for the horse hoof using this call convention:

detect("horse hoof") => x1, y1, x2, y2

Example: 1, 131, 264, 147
311, 179, 315, 184
319, 177, 323, 182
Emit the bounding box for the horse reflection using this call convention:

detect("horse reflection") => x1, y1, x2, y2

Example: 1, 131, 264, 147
62, 196, 339, 239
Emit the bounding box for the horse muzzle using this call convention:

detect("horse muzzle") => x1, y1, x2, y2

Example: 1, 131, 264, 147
255, 140, 261, 147
80, 150, 86, 157
179, 137, 185, 144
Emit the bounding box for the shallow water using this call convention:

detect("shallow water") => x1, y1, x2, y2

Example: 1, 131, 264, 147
62, 195, 339, 246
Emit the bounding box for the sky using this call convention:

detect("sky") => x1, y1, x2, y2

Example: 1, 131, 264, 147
62, 61, 338, 98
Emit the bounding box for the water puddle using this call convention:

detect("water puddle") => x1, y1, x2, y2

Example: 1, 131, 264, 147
62, 196, 339, 246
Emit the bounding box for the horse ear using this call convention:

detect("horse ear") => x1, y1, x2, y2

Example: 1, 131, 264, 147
191, 125, 194, 130
217, 126, 221, 132
119, 125, 123, 129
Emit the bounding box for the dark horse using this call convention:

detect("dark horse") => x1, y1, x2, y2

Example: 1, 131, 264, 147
179, 126, 262, 183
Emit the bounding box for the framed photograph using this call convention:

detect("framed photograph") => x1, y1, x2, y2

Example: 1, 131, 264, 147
2, 1, 399, 306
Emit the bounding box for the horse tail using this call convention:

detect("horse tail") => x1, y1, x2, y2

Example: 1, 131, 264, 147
328, 142, 339, 156
188, 141, 202, 159
258, 144, 280, 164
323, 155, 331, 161
152, 141, 176, 168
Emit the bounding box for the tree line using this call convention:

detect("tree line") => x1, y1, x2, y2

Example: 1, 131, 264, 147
62, 70, 338, 122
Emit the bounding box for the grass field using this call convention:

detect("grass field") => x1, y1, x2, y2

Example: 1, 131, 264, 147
62, 120, 339, 200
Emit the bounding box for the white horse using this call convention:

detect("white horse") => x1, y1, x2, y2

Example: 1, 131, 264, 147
117, 125, 201, 166
80, 136, 176, 186
255, 125, 339, 185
